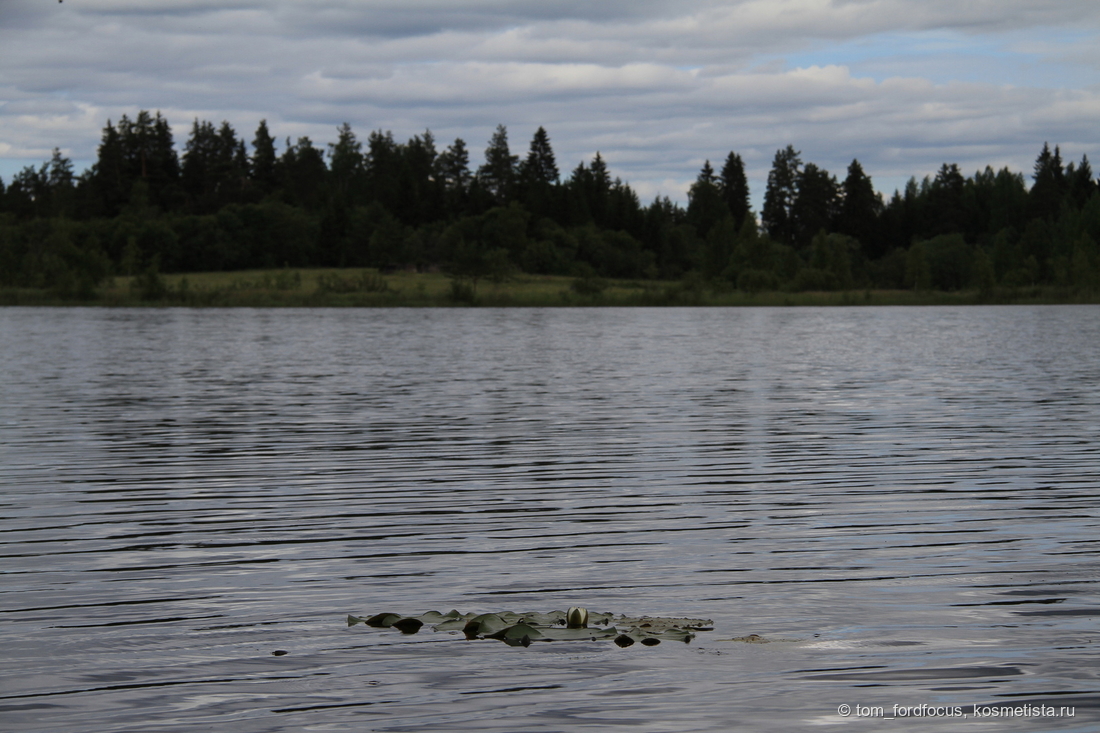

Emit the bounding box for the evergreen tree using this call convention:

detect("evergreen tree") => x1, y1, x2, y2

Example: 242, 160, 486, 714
687, 160, 725, 238
437, 138, 471, 191
589, 153, 612, 228
1030, 143, 1065, 221
279, 136, 328, 210
564, 152, 614, 228
399, 130, 440, 223
792, 161, 838, 249
988, 166, 1029, 234
216, 121, 249, 199
328, 122, 364, 199
518, 126, 560, 220
151, 113, 179, 183
181, 119, 218, 208
762, 145, 801, 247
719, 152, 751, 229
1066, 155, 1097, 209
250, 120, 278, 195
365, 130, 400, 212
477, 124, 518, 205
45, 148, 75, 217
928, 163, 966, 236
93, 119, 127, 216
116, 112, 149, 179
4, 164, 47, 219
836, 159, 881, 257
180, 118, 248, 211
606, 178, 644, 237
145, 112, 181, 210
436, 137, 471, 216
521, 126, 559, 185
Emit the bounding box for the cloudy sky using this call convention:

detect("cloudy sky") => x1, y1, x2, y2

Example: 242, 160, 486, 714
2, 0, 1098, 209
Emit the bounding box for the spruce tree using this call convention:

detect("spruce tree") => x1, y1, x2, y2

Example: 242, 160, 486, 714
477, 124, 518, 205
94, 119, 127, 216
719, 152, 751, 229
518, 127, 559, 220
687, 160, 725, 238
1066, 155, 1097, 209
250, 120, 278, 195
929, 163, 966, 235
522, 126, 559, 184
762, 145, 801, 247
436, 138, 471, 217
792, 162, 839, 249
328, 122, 363, 199
1030, 143, 1065, 221
836, 159, 881, 257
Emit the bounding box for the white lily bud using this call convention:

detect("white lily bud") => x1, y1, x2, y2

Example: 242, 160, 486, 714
566, 606, 589, 628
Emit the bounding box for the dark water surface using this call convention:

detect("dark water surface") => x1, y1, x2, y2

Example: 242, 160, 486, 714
2, 306, 1099, 732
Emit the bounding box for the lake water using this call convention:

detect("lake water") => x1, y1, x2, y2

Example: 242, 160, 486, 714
2, 305, 1099, 732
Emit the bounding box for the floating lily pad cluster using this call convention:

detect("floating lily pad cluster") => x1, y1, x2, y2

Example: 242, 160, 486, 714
348, 607, 714, 647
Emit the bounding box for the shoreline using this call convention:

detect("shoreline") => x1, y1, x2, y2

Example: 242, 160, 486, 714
2, 268, 1097, 308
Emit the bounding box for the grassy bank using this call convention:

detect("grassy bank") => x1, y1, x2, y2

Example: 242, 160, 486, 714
2, 268, 1098, 307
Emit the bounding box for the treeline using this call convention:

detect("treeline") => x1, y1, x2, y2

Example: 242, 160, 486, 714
1, 109, 1099, 298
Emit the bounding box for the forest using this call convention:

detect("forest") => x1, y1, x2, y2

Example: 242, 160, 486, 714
1, 109, 1099, 301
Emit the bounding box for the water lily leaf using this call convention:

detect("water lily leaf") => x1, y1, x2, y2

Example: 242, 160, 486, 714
432, 617, 470, 631
365, 612, 403, 628
415, 611, 449, 624
353, 609, 713, 647
537, 626, 619, 642
391, 617, 424, 634
515, 611, 564, 627
655, 628, 693, 643
719, 634, 800, 643
615, 616, 712, 631
463, 613, 510, 637
485, 623, 545, 642
617, 626, 695, 645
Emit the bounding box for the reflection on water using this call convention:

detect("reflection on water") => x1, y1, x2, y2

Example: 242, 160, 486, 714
1, 306, 1099, 732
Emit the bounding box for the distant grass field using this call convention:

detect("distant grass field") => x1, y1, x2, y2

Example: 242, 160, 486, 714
2, 267, 1097, 307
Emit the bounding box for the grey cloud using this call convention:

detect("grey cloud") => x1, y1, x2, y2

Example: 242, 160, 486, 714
1, 0, 1098, 204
